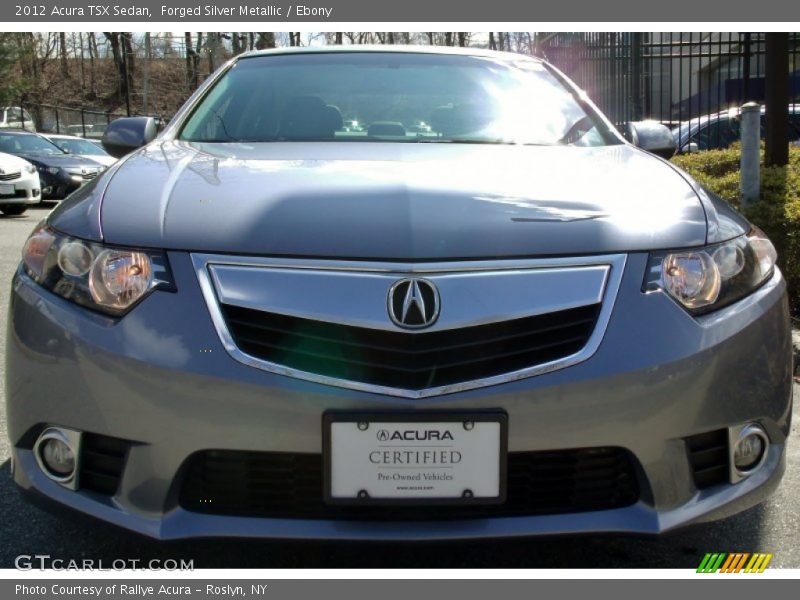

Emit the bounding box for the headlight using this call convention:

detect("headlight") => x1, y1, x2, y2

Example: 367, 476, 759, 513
24, 164, 36, 174
645, 228, 777, 314
39, 166, 60, 175
21, 225, 175, 316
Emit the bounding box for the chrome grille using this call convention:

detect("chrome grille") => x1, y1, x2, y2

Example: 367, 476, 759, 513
221, 303, 600, 391
0, 171, 21, 181
193, 254, 625, 397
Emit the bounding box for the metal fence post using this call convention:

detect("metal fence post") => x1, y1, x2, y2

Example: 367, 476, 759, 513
740, 102, 761, 207
764, 33, 790, 167
631, 33, 644, 121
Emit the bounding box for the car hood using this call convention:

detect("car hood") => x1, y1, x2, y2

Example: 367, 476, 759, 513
73, 153, 116, 167
21, 152, 104, 169
0, 151, 34, 171
54, 140, 733, 259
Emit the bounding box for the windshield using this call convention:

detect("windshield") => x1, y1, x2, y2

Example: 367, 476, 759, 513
180, 53, 615, 146
0, 133, 65, 155
50, 137, 109, 156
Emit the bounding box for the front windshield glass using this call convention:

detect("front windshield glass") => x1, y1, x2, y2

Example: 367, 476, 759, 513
180, 53, 615, 146
0, 133, 65, 155
50, 137, 108, 156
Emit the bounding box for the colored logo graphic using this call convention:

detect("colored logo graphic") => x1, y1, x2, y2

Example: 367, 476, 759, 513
697, 553, 773, 573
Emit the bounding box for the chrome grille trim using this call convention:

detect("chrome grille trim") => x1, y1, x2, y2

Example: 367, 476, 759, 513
191, 254, 627, 398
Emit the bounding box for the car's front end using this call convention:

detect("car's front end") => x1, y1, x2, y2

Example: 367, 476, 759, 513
4, 48, 793, 541
0, 131, 106, 201
32, 160, 104, 200
0, 153, 40, 215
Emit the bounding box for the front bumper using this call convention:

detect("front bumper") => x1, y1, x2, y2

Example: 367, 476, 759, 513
39, 170, 97, 200
4, 252, 793, 540
0, 172, 40, 205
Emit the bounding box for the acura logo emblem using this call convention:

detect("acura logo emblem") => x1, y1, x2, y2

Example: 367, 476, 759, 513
387, 278, 440, 329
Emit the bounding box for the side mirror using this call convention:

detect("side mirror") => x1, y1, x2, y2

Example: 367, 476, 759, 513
102, 117, 158, 158
626, 120, 677, 159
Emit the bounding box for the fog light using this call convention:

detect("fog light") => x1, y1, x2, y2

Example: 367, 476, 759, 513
733, 425, 768, 475
33, 428, 81, 488
41, 439, 75, 475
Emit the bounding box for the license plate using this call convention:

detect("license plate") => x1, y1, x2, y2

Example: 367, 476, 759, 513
0, 184, 14, 196
324, 412, 507, 505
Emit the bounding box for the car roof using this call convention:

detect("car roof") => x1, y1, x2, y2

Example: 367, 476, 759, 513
238, 45, 542, 63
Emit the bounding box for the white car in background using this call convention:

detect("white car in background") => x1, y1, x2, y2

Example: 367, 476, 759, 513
43, 134, 117, 168
0, 151, 40, 215
0, 106, 36, 132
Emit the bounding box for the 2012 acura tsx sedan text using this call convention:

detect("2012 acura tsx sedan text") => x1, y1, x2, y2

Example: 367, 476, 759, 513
5, 47, 793, 540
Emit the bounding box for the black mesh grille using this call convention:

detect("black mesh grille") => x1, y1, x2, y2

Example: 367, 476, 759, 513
79, 433, 130, 496
686, 429, 730, 489
179, 447, 640, 520
220, 303, 601, 390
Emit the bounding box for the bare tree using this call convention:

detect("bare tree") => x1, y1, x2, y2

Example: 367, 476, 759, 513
256, 32, 276, 49
58, 32, 68, 77
88, 32, 97, 97
206, 32, 223, 73
77, 32, 85, 89
104, 32, 128, 101
184, 32, 198, 90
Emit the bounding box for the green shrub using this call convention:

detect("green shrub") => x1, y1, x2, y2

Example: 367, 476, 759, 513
672, 146, 800, 315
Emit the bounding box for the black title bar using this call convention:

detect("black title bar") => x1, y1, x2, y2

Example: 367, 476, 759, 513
3, 0, 800, 22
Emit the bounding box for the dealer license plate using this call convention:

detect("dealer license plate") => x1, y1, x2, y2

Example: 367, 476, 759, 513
0, 184, 15, 196
324, 412, 507, 504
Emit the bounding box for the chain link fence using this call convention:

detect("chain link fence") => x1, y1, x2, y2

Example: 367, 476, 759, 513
15, 104, 170, 139
26, 105, 113, 138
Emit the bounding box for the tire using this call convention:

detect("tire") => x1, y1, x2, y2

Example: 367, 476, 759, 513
0, 205, 28, 216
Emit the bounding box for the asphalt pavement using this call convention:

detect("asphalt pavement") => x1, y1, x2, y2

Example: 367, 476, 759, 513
1, 205, 798, 569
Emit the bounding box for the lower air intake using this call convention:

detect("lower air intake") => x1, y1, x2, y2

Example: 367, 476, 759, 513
179, 446, 640, 520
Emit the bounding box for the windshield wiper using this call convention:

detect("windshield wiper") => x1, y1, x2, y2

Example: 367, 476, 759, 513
412, 138, 551, 146
190, 138, 239, 143
208, 108, 240, 142
412, 138, 512, 145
